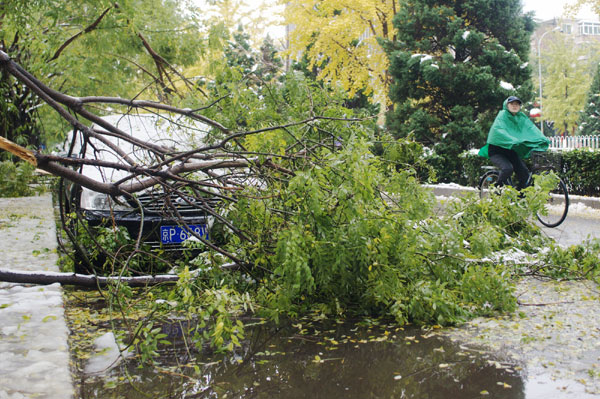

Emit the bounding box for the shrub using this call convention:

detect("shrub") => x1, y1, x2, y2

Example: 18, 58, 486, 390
560, 150, 600, 196
0, 160, 41, 197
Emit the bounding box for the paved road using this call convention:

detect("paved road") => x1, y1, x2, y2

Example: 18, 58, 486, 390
538, 194, 600, 246
540, 212, 600, 246
438, 187, 600, 398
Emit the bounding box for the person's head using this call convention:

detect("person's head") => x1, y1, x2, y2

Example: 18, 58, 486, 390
505, 96, 522, 115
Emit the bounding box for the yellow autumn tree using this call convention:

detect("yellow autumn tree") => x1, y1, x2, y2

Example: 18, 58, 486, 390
543, 33, 593, 135
280, 0, 399, 107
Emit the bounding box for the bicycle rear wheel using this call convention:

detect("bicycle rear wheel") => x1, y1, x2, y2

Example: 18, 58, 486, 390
534, 172, 569, 228
479, 170, 500, 199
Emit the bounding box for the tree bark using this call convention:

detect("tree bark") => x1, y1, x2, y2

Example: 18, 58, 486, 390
0, 268, 179, 288
0, 264, 242, 288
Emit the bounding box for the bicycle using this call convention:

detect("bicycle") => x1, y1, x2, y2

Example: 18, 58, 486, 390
478, 157, 569, 228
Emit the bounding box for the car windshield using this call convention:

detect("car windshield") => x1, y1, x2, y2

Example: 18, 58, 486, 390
69, 113, 211, 184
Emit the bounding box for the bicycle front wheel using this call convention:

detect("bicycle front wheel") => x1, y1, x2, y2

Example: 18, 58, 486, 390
535, 174, 569, 228
479, 170, 499, 199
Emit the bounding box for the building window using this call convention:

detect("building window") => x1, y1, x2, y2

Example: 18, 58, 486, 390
581, 23, 590, 34
580, 22, 600, 35
562, 24, 572, 34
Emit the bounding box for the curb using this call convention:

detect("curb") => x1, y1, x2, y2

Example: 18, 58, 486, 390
427, 184, 600, 210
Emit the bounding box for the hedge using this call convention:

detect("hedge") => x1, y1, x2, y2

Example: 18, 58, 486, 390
452, 149, 600, 197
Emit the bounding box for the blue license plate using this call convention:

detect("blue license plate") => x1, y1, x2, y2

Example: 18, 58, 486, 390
160, 224, 208, 244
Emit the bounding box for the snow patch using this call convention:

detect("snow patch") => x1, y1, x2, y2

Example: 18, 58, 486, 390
85, 332, 132, 375
565, 199, 600, 219
411, 54, 433, 63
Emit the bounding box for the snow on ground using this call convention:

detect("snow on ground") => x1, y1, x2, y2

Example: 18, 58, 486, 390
568, 198, 600, 219
0, 194, 73, 399
0, 283, 72, 399
425, 182, 478, 191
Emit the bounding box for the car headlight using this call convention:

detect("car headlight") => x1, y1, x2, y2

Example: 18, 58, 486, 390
80, 188, 130, 211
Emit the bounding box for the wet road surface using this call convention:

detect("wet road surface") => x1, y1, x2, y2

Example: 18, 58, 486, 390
540, 211, 600, 246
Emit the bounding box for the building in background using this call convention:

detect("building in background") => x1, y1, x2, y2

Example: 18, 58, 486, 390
532, 16, 600, 48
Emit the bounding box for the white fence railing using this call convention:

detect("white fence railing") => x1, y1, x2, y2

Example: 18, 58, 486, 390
549, 135, 600, 149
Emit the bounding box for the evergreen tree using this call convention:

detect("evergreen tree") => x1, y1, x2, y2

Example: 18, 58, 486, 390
258, 36, 284, 82
577, 62, 600, 136
224, 27, 258, 75
223, 27, 284, 85
385, 0, 535, 182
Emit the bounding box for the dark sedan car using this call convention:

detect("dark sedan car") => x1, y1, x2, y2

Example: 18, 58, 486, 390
60, 113, 222, 269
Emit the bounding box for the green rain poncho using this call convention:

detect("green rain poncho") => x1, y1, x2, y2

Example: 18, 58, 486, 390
479, 99, 550, 159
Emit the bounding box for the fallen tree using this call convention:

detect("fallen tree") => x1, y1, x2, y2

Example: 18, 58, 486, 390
2, 46, 588, 338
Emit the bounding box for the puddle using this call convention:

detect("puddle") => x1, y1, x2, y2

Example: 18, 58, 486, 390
76, 319, 526, 398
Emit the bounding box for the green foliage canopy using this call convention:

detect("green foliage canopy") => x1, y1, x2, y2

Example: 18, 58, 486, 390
0, 0, 206, 147
186, 72, 554, 327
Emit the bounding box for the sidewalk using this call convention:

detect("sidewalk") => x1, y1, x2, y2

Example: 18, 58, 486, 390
0, 194, 73, 399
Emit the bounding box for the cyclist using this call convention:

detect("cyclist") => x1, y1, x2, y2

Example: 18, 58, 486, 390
478, 96, 550, 190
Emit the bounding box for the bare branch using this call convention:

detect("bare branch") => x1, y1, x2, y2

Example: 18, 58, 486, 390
49, 6, 113, 62
137, 32, 196, 96
0, 268, 178, 287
